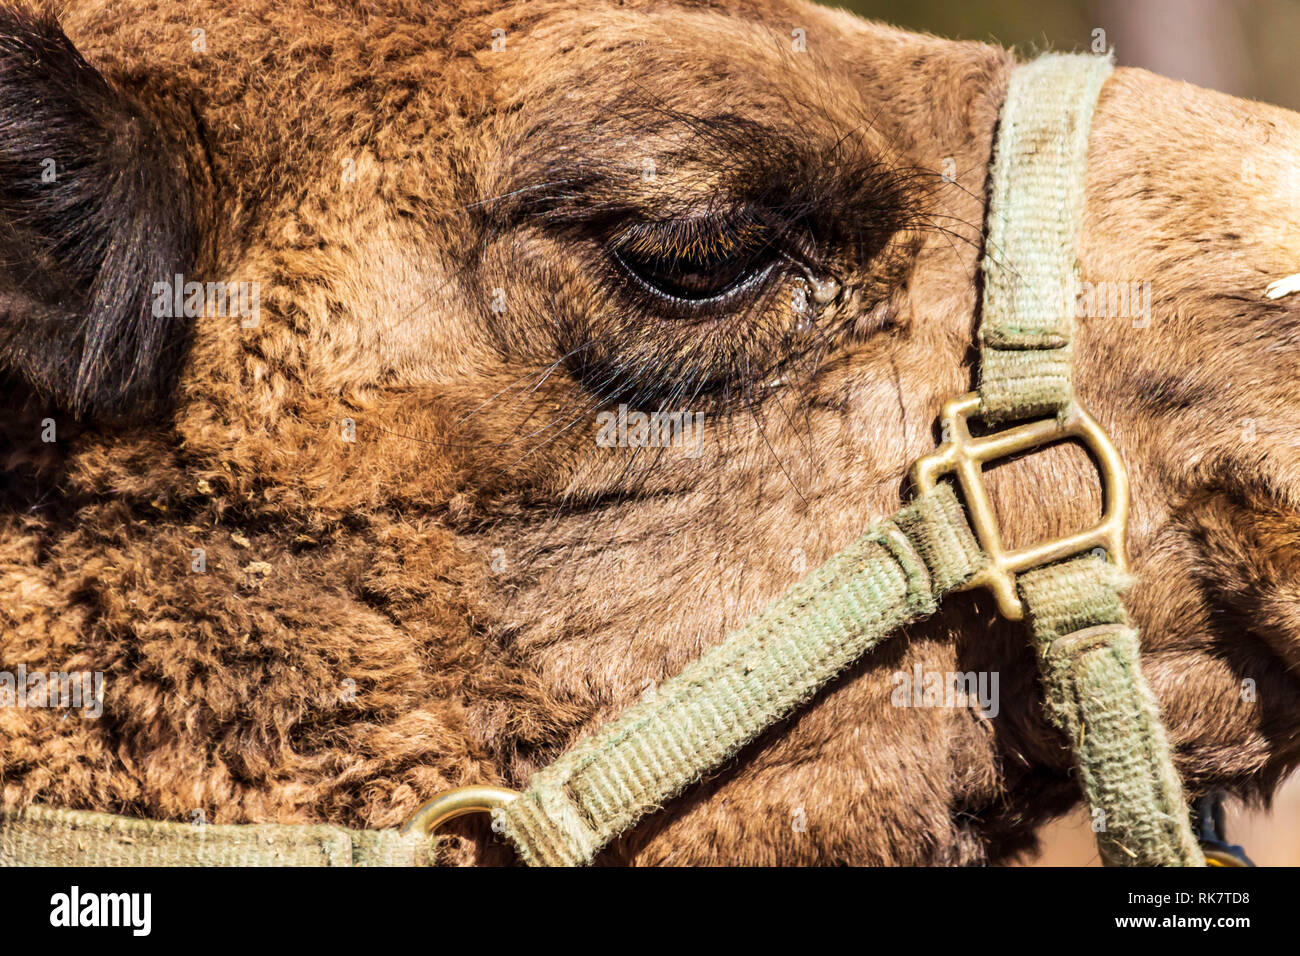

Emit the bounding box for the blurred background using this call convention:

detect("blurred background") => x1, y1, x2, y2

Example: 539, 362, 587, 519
828, 0, 1300, 866
838, 0, 1299, 110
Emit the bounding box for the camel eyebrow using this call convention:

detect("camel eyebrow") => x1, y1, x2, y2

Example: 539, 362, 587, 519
473, 107, 835, 221
467, 92, 923, 285
482, 118, 910, 240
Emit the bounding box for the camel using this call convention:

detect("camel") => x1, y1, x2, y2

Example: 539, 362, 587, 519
0, 0, 1297, 865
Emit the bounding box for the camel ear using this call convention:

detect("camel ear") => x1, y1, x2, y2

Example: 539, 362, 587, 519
0, 8, 197, 420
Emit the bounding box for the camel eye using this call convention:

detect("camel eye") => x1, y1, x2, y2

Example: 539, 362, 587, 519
610, 216, 778, 305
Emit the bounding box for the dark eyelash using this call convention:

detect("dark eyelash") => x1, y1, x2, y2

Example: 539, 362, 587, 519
605, 209, 805, 310
613, 213, 773, 264
612, 248, 779, 307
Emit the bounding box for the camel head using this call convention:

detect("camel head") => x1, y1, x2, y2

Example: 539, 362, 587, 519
1, 0, 1298, 864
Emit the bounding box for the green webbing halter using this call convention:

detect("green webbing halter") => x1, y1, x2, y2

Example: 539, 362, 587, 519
979, 53, 1113, 423
975, 53, 1201, 864
0, 804, 433, 867
0, 53, 1208, 868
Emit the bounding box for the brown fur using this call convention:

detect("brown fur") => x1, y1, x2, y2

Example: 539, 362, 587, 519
1, 0, 1299, 865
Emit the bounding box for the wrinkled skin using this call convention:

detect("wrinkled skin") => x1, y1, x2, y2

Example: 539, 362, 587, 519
1, 0, 1298, 865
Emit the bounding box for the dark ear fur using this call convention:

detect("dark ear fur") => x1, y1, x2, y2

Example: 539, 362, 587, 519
0, 6, 196, 420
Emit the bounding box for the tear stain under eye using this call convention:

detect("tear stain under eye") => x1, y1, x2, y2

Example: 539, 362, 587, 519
808, 274, 842, 305
790, 271, 843, 325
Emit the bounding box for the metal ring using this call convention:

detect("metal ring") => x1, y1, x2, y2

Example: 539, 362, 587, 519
402, 785, 519, 837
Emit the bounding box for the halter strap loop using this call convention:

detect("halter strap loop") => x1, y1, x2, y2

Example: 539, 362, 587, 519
1018, 556, 1204, 865
978, 53, 1113, 421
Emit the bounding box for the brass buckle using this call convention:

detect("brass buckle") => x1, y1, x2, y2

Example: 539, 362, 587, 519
910, 392, 1130, 621
402, 785, 519, 837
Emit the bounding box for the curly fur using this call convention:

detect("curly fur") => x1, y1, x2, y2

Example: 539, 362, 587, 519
1, 0, 1298, 865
